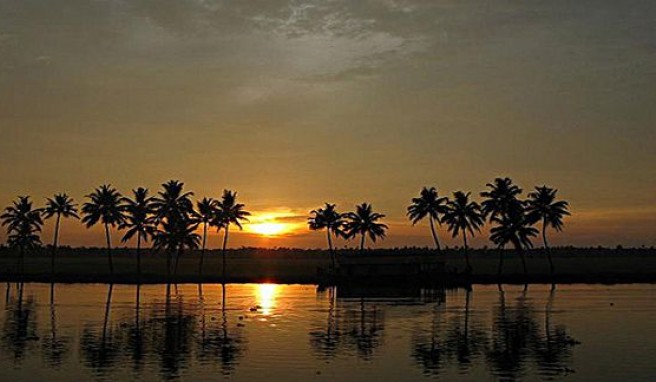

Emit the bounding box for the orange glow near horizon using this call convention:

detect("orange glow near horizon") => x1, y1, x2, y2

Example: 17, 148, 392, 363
245, 211, 304, 237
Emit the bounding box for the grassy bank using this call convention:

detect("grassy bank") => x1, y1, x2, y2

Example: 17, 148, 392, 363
0, 247, 655, 284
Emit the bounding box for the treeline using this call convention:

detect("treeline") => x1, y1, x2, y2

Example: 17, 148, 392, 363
1, 177, 569, 280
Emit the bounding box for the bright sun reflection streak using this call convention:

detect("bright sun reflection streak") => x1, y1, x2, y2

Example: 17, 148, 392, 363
256, 284, 278, 315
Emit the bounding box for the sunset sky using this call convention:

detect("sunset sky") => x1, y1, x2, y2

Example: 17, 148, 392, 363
1, 0, 655, 249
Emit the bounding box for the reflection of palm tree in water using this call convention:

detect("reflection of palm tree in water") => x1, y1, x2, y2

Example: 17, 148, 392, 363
411, 295, 446, 375
1, 283, 39, 364
533, 286, 579, 378
309, 287, 339, 358
486, 286, 536, 380
80, 284, 120, 374
41, 283, 70, 367
485, 286, 579, 380
195, 284, 245, 375
127, 283, 145, 371
157, 282, 196, 379
350, 298, 383, 359
309, 289, 384, 360
447, 289, 486, 368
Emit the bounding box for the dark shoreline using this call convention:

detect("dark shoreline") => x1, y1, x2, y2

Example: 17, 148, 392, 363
2, 272, 656, 286
2, 247, 655, 286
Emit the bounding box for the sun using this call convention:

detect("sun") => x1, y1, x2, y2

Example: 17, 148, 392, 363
245, 211, 303, 237
249, 222, 288, 236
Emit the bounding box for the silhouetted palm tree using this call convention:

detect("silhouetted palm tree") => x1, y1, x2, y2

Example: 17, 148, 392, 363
151, 181, 195, 278
526, 186, 570, 274
1, 196, 44, 275
152, 180, 194, 223
213, 190, 250, 280
195, 197, 217, 277
43, 193, 79, 276
407, 187, 448, 252
81, 185, 125, 275
442, 192, 485, 273
120, 188, 156, 279
153, 214, 201, 277
480, 177, 523, 221
489, 202, 538, 276
344, 203, 388, 253
308, 203, 346, 270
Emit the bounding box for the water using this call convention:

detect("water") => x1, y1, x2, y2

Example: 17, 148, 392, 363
0, 283, 654, 381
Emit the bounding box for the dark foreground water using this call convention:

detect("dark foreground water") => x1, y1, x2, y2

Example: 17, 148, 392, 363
0, 283, 654, 381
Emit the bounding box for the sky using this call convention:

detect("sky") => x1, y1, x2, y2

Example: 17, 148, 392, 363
1, 0, 655, 249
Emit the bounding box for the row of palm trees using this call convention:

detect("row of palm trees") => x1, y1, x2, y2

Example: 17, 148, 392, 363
309, 177, 569, 275
1, 181, 250, 280
1, 177, 569, 278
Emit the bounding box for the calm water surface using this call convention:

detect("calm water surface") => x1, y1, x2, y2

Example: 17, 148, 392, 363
0, 283, 654, 381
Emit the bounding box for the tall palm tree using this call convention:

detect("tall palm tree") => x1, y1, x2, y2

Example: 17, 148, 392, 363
344, 203, 388, 253
81, 185, 124, 275
195, 197, 217, 277
151, 180, 195, 278
308, 203, 346, 270
120, 188, 156, 279
213, 190, 250, 280
480, 177, 523, 221
489, 202, 539, 276
43, 193, 79, 276
442, 192, 485, 273
1, 196, 44, 274
407, 187, 448, 252
526, 186, 570, 274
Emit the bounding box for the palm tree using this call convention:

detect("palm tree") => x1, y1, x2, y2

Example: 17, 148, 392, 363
151, 180, 194, 223
344, 203, 388, 253
407, 187, 448, 252
120, 188, 156, 279
442, 192, 485, 273
526, 186, 570, 274
81, 185, 125, 275
151, 180, 195, 278
43, 193, 79, 276
480, 177, 523, 221
195, 197, 217, 277
213, 190, 250, 280
1, 196, 44, 274
489, 202, 539, 276
308, 203, 346, 270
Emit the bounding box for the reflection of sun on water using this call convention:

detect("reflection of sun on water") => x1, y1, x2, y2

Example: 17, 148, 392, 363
256, 284, 278, 315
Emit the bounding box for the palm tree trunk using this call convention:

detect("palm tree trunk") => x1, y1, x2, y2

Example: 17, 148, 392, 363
136, 234, 142, 281
359, 234, 366, 254
222, 224, 230, 281
51, 214, 61, 277
516, 242, 528, 276
497, 245, 504, 276
543, 218, 554, 274
166, 249, 172, 281
199, 222, 207, 277
327, 229, 335, 270
462, 229, 472, 273
104, 223, 114, 275
174, 246, 183, 276
429, 218, 441, 252
19, 245, 25, 277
